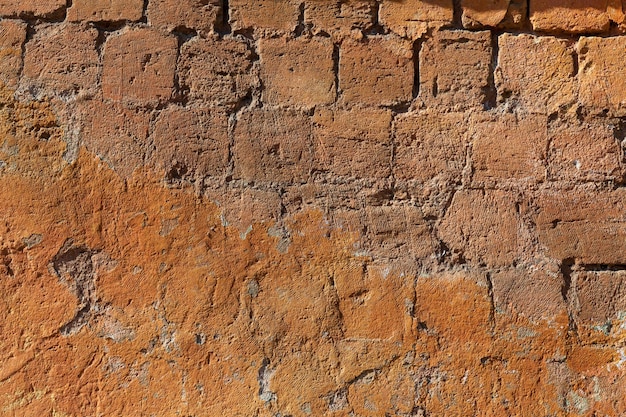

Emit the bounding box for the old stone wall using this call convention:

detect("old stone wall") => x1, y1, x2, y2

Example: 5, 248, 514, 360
1, 0, 626, 415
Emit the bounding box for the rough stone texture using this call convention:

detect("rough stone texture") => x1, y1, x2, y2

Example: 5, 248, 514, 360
339, 36, 413, 107
260, 37, 335, 107
102, 28, 178, 106
67, 0, 144, 22
3, 1, 626, 416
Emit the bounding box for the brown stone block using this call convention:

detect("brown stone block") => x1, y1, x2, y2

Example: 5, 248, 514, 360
0, 19, 26, 89
233, 108, 313, 184
470, 113, 548, 183
67, 0, 144, 22
151, 106, 230, 181
22, 24, 99, 96
147, 0, 222, 34
179, 36, 257, 109
574, 271, 626, 325
305, 0, 376, 37
102, 28, 177, 105
579, 36, 626, 116
530, 0, 611, 34
419, 30, 492, 111
339, 36, 413, 107
78, 99, 151, 177
379, 0, 454, 39
548, 122, 622, 182
461, 0, 526, 28
229, 0, 300, 32
535, 189, 626, 264
312, 108, 392, 178
0, 0, 65, 18
496, 33, 576, 114
394, 110, 467, 183
260, 37, 335, 107
438, 190, 521, 267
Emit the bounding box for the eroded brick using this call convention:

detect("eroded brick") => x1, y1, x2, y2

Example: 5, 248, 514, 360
496, 33, 576, 114
147, 0, 222, 34
470, 114, 548, 183
179, 36, 257, 110
394, 111, 467, 183
151, 106, 229, 182
0, 19, 26, 89
67, 0, 144, 22
530, 0, 611, 34
379, 0, 453, 39
260, 37, 335, 107
102, 28, 177, 105
229, 0, 300, 32
22, 24, 99, 96
574, 271, 626, 325
233, 108, 313, 184
339, 36, 413, 107
438, 190, 521, 267
461, 0, 526, 28
0, 0, 65, 18
305, 0, 376, 37
419, 30, 492, 111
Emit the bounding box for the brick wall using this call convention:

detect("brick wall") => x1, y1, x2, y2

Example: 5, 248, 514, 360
1, 0, 626, 415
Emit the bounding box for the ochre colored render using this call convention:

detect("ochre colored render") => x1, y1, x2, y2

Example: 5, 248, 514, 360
1, 1, 626, 416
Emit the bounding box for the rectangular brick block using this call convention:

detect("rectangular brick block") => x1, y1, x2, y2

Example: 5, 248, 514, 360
0, 0, 65, 18
67, 0, 144, 22
548, 122, 622, 182
496, 33, 576, 114
339, 36, 413, 107
461, 0, 526, 29
536, 189, 626, 265
394, 111, 467, 183
574, 271, 626, 325
0, 20, 26, 89
233, 109, 313, 184
151, 106, 229, 182
179, 37, 257, 110
260, 37, 335, 108
419, 30, 492, 111
147, 0, 222, 34
530, 0, 611, 33
579, 36, 626, 116
312, 108, 392, 179
229, 0, 300, 32
22, 24, 99, 96
102, 28, 177, 105
438, 190, 521, 267
379, 0, 453, 39
305, 0, 376, 37
470, 114, 548, 184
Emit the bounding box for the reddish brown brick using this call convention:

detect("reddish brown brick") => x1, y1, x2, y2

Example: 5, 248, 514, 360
260, 37, 335, 107
0, 19, 26, 89
379, 0, 453, 38
574, 271, 626, 325
102, 28, 177, 105
339, 36, 413, 107
548, 122, 622, 182
536, 189, 626, 264
579, 36, 626, 116
233, 109, 313, 184
0, 0, 65, 18
496, 33, 576, 114
179, 37, 257, 110
67, 0, 144, 22
530, 0, 611, 34
229, 0, 300, 32
438, 190, 521, 267
470, 114, 548, 184
22, 24, 99, 96
394, 111, 467, 183
312, 108, 392, 179
147, 0, 222, 34
419, 30, 492, 110
461, 0, 526, 29
151, 106, 229, 181
78, 100, 151, 178
305, 0, 376, 37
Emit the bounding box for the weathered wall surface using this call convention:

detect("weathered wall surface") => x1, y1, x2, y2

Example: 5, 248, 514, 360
1, 0, 626, 415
